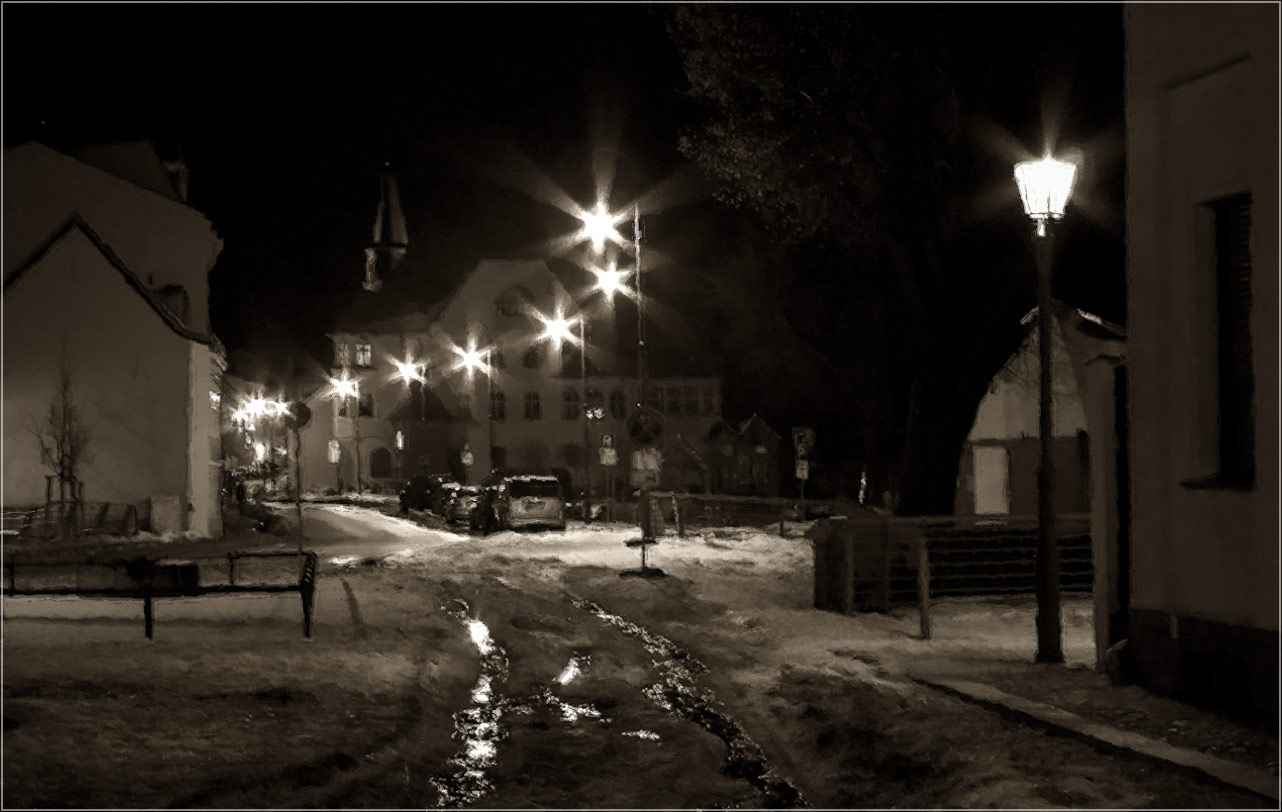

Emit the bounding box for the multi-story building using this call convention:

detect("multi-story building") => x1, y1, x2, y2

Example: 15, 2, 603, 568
3, 141, 226, 536
296, 171, 723, 495
1124, 2, 1278, 722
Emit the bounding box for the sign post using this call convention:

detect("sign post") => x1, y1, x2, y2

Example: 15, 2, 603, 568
793, 427, 815, 522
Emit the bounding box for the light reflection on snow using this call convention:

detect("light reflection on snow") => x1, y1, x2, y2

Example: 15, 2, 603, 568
329, 555, 357, 567
467, 619, 495, 655
555, 653, 589, 685
622, 729, 661, 741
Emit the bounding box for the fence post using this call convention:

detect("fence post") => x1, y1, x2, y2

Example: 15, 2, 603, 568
143, 595, 155, 640
841, 532, 856, 614
916, 533, 933, 640
675, 495, 686, 538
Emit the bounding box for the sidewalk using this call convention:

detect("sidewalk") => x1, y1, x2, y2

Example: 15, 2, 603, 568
907, 658, 1279, 803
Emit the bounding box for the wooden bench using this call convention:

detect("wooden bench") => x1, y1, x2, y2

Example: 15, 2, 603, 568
2, 551, 319, 639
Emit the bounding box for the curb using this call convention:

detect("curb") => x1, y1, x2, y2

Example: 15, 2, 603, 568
913, 676, 1280, 803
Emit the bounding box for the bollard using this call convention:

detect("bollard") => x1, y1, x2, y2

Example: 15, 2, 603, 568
916, 536, 933, 640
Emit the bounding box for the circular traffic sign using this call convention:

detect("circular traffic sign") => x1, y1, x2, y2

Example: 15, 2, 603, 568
626, 407, 664, 448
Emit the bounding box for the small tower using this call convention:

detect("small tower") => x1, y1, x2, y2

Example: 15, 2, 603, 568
363, 163, 409, 292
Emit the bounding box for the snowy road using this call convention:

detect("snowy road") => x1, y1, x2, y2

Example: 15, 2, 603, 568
3, 505, 1275, 808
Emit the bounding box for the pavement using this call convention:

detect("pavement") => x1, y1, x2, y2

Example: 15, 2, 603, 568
909, 669, 1280, 803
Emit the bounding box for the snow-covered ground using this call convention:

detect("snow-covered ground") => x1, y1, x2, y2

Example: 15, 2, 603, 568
3, 506, 1274, 808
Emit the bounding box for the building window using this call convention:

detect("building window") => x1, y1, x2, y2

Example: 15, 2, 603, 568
585, 387, 604, 420
682, 385, 698, 416
524, 392, 541, 420
645, 385, 663, 412
497, 289, 524, 317
337, 397, 351, 418
355, 343, 373, 368
562, 388, 580, 420
563, 443, 583, 467
523, 345, 542, 369
1210, 192, 1255, 487
490, 389, 506, 421
358, 392, 374, 417
335, 342, 351, 367
491, 349, 505, 370
610, 389, 628, 419
665, 386, 682, 416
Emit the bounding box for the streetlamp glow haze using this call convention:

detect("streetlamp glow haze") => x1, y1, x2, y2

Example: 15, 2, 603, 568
393, 356, 424, 385
453, 344, 489, 376
328, 371, 359, 400
591, 261, 633, 300
1014, 155, 1078, 236
578, 201, 623, 254
537, 311, 579, 344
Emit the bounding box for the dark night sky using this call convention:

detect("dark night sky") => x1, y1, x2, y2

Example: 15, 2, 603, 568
4, 3, 1126, 446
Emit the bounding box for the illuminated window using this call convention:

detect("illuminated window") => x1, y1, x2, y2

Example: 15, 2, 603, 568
585, 387, 604, 420
610, 389, 627, 419
355, 343, 373, 368
562, 388, 580, 420
524, 392, 541, 420
396, 430, 404, 450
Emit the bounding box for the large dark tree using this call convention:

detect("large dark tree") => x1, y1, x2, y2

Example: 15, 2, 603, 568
666, 5, 1123, 514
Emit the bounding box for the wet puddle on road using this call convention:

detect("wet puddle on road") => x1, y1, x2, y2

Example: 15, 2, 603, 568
570, 597, 807, 808
429, 603, 610, 808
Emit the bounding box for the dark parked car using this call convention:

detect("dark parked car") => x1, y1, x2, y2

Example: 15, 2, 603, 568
445, 486, 482, 524
468, 486, 501, 536
399, 473, 450, 514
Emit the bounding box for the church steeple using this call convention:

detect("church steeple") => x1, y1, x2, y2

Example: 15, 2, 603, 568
363, 163, 409, 292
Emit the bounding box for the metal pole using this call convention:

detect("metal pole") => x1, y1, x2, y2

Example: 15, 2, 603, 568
1035, 224, 1063, 663
634, 205, 652, 541
581, 317, 592, 523
487, 349, 495, 471
293, 426, 305, 547
352, 389, 363, 496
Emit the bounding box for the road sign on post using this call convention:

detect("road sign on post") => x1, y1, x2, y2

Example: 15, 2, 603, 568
626, 408, 664, 449
795, 459, 809, 480
792, 426, 815, 454
460, 443, 474, 468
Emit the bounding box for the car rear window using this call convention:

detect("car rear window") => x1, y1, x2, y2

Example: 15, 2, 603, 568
510, 479, 560, 498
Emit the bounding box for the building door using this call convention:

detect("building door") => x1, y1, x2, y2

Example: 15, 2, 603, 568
973, 445, 1011, 515
370, 447, 392, 479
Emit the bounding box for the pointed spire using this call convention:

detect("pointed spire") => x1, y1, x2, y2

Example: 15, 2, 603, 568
364, 162, 409, 293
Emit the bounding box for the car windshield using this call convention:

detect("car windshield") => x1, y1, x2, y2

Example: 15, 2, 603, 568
509, 479, 560, 498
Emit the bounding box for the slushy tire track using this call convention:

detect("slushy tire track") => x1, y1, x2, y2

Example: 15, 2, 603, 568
570, 596, 807, 808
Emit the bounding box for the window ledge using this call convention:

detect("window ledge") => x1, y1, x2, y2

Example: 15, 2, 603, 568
1180, 475, 1255, 493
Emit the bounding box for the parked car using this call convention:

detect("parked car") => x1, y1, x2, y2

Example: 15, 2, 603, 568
494, 475, 566, 531
468, 486, 501, 536
431, 482, 462, 516
399, 473, 450, 514
445, 485, 482, 524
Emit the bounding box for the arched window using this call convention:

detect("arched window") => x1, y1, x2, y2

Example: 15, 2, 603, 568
370, 447, 392, 478
562, 388, 580, 420
523, 345, 542, 369
610, 389, 627, 419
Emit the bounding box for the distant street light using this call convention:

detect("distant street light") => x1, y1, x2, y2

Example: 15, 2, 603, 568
536, 307, 593, 523
590, 261, 633, 300
452, 341, 495, 480
328, 369, 363, 494
1014, 153, 1078, 665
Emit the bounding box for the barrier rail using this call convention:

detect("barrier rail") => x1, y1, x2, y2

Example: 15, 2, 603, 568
2, 551, 318, 639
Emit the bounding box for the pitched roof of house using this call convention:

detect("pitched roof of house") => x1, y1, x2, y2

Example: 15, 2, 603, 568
737, 413, 781, 443
3, 214, 224, 355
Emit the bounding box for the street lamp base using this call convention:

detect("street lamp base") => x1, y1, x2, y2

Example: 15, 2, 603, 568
620, 566, 666, 579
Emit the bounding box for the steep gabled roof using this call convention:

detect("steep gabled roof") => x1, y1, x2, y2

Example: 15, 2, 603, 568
3, 214, 224, 355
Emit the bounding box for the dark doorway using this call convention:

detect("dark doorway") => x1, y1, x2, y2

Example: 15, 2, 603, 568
370, 447, 392, 479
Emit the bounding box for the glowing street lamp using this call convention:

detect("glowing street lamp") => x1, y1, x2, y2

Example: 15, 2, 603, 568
328, 370, 363, 494
451, 341, 496, 478
1014, 152, 1078, 665
393, 356, 425, 385
578, 201, 622, 254
534, 306, 594, 522
590, 261, 632, 300
1014, 155, 1078, 237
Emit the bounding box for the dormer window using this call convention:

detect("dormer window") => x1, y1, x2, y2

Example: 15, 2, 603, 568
355, 343, 373, 368
335, 342, 351, 367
